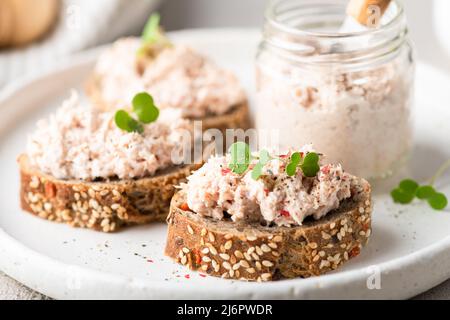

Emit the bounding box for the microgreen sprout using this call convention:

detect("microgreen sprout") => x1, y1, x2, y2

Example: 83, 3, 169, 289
251, 163, 263, 180
251, 150, 273, 180
227, 143, 321, 180
416, 185, 435, 200
228, 142, 251, 174
259, 150, 272, 166
285, 151, 320, 177
132, 92, 159, 123
114, 92, 159, 134
227, 143, 271, 179
286, 152, 302, 176
114, 110, 143, 134
391, 159, 450, 210
142, 13, 162, 44
301, 152, 320, 177
138, 13, 171, 57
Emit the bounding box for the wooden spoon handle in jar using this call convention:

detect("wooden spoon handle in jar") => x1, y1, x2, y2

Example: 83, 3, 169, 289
346, 0, 392, 27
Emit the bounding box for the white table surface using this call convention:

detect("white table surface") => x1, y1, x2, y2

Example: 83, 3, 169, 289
2, 0, 450, 300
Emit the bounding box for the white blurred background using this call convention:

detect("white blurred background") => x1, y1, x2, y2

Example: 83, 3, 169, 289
1, 0, 450, 88
160, 0, 450, 72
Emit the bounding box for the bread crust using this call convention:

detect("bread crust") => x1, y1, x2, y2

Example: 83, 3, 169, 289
85, 74, 251, 133
165, 178, 372, 281
19, 154, 201, 232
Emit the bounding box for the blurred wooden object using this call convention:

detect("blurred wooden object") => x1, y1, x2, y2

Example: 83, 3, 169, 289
346, 0, 392, 26
0, 0, 59, 47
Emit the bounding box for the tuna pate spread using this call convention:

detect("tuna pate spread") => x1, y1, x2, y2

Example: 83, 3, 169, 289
26, 92, 191, 181
94, 38, 246, 118
183, 146, 352, 226
255, 52, 413, 179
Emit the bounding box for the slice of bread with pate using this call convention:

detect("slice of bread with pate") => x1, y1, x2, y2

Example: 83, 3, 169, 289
85, 37, 251, 133
87, 75, 251, 133
19, 91, 201, 232
165, 146, 372, 281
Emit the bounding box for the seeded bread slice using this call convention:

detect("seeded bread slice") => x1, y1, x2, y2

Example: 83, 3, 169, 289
165, 177, 372, 281
85, 75, 251, 133
18, 154, 201, 232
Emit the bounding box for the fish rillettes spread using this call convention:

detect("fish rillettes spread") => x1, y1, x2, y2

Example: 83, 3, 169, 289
94, 38, 246, 118
183, 146, 353, 226
26, 92, 191, 181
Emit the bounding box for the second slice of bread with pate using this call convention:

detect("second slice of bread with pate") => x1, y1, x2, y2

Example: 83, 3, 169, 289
165, 147, 372, 281
86, 37, 251, 134
87, 75, 251, 134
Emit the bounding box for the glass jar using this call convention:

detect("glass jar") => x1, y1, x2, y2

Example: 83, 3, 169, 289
255, 0, 415, 179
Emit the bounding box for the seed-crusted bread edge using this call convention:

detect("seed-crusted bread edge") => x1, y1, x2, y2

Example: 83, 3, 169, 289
165, 177, 372, 281
85, 74, 251, 133
19, 154, 201, 232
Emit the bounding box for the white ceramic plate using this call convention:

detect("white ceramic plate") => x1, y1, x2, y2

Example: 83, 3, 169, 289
0, 29, 449, 300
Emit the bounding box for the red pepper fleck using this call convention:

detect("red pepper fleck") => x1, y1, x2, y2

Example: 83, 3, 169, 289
280, 209, 290, 217
45, 182, 56, 198
147, 259, 154, 263
349, 246, 361, 258
180, 203, 190, 211
199, 274, 207, 278
221, 168, 231, 175
194, 249, 201, 266
184, 274, 190, 279
264, 189, 270, 196
321, 165, 330, 174
362, 223, 369, 232
279, 154, 289, 159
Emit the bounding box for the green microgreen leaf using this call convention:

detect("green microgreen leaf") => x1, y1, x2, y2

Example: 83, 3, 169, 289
301, 163, 321, 177
286, 162, 298, 177
303, 152, 319, 165
399, 179, 419, 195
132, 92, 159, 124
390, 163, 448, 210
259, 150, 271, 166
139, 12, 172, 57
428, 192, 448, 210
299, 152, 320, 177
290, 152, 302, 165
251, 150, 273, 180
114, 110, 143, 134
416, 185, 436, 200
228, 142, 250, 174
285, 152, 302, 177
391, 188, 415, 204
251, 163, 263, 180
142, 13, 161, 43
114, 110, 130, 131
